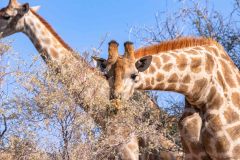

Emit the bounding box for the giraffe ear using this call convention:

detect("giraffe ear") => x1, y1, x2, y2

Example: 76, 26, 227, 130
91, 56, 107, 72
31, 6, 41, 12
135, 56, 152, 72
20, 3, 29, 14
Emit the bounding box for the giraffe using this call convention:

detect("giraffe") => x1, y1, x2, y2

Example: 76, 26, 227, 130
0, 1, 142, 159
95, 37, 240, 159
93, 40, 204, 159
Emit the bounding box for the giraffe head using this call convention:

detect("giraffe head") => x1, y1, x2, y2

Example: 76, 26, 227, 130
0, 0, 39, 38
93, 41, 152, 100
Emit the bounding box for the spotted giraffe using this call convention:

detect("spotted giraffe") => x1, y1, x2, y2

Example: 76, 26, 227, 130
94, 40, 206, 159
95, 37, 240, 159
0, 1, 142, 159
94, 41, 208, 159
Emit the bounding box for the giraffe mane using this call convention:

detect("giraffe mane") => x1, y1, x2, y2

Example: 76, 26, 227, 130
30, 9, 73, 52
134, 37, 222, 58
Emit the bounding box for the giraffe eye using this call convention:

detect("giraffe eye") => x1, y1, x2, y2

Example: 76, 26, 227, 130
2, 14, 11, 20
130, 74, 138, 80
100, 63, 106, 69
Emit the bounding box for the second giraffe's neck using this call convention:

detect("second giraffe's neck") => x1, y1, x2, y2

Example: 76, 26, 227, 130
136, 46, 217, 104
22, 10, 75, 63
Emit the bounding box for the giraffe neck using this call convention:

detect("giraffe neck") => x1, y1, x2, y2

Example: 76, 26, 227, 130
22, 10, 76, 64
136, 45, 217, 105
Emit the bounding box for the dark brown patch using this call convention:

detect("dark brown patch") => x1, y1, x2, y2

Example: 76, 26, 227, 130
191, 78, 208, 101
233, 145, 240, 158
176, 54, 188, 71
207, 115, 223, 132
202, 130, 213, 154
168, 73, 179, 83
151, 77, 155, 85
232, 92, 240, 108
182, 75, 191, 83
145, 78, 151, 87
224, 107, 239, 124
144, 85, 153, 90
161, 54, 171, 62
178, 85, 189, 94
149, 66, 156, 73
156, 73, 164, 82
227, 125, 240, 141
155, 83, 165, 90
137, 84, 144, 89
205, 54, 214, 73
166, 84, 176, 91
221, 59, 236, 88
207, 87, 217, 102
153, 57, 161, 68
217, 71, 227, 91
215, 136, 230, 153
134, 37, 221, 58
50, 48, 59, 58
163, 63, 173, 71
210, 93, 223, 109
190, 57, 202, 73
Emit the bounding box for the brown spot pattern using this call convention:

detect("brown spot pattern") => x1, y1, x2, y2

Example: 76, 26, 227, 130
149, 66, 156, 73
215, 136, 230, 153
221, 60, 236, 88
151, 77, 155, 85
145, 78, 151, 87
50, 48, 59, 58
166, 84, 176, 91
207, 87, 217, 102
153, 57, 161, 68
202, 130, 213, 154
210, 93, 223, 109
224, 107, 239, 124
205, 54, 214, 73
233, 145, 240, 158
179, 85, 188, 94
176, 54, 188, 71
168, 73, 179, 83
161, 54, 171, 62
163, 63, 173, 71
227, 125, 240, 141
232, 92, 240, 108
156, 73, 164, 82
155, 83, 165, 90
190, 57, 202, 73
192, 78, 208, 101
182, 75, 191, 83
207, 115, 223, 132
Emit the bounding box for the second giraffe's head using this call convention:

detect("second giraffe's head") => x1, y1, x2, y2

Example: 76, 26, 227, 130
93, 41, 152, 100
0, 0, 39, 38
